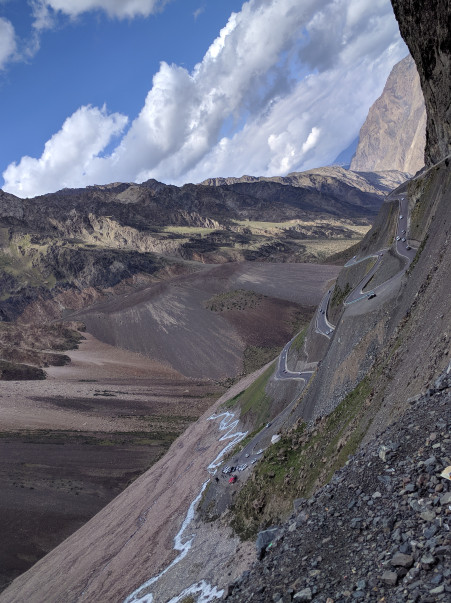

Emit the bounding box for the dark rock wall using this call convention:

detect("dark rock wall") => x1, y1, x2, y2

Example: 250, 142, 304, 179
391, 0, 451, 166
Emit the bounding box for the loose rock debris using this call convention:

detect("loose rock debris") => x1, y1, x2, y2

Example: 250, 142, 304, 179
224, 368, 451, 602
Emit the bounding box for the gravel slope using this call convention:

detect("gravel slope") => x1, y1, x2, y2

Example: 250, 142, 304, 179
225, 367, 451, 603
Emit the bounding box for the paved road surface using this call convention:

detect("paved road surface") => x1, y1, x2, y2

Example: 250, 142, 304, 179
217, 192, 418, 478
345, 194, 416, 305
275, 338, 316, 381
315, 289, 335, 338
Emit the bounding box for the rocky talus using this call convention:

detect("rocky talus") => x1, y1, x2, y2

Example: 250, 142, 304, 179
350, 55, 426, 175
224, 368, 451, 602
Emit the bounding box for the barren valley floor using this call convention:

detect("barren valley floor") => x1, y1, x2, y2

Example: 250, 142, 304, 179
0, 261, 339, 593
0, 335, 222, 592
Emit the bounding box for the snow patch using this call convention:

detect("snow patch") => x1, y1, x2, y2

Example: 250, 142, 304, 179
207, 411, 248, 472
123, 410, 246, 602
123, 480, 209, 603
167, 580, 224, 602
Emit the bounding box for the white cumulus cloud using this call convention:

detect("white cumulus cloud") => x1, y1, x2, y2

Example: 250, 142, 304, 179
0, 17, 17, 70
3, 105, 128, 197
32, 0, 166, 26
3, 0, 408, 197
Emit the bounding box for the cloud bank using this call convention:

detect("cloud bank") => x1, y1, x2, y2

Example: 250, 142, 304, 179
3, 106, 128, 196
3, 0, 407, 197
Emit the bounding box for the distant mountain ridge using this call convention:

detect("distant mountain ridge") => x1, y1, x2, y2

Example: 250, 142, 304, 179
1, 166, 408, 227
350, 54, 426, 174
199, 165, 407, 193
0, 165, 408, 322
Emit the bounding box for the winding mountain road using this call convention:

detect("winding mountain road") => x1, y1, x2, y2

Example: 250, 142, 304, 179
315, 289, 335, 338
345, 194, 417, 305
123, 190, 419, 602
275, 338, 316, 381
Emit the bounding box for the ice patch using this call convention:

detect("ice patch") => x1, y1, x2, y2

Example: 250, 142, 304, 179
167, 580, 224, 602
207, 411, 248, 472
123, 410, 246, 602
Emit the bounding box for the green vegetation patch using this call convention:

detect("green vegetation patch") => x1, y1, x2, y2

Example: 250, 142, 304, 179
291, 327, 307, 353
243, 345, 281, 374
205, 289, 264, 312
230, 376, 372, 540
408, 172, 435, 241
407, 234, 429, 274
224, 363, 275, 426
330, 282, 351, 308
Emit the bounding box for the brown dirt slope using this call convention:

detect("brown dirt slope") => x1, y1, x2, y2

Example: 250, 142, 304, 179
0, 367, 270, 603
69, 262, 338, 380
0, 334, 222, 594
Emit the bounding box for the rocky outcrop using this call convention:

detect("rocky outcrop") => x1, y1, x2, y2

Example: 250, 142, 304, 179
225, 368, 451, 602
200, 166, 408, 198
391, 0, 451, 166
0, 190, 24, 221
350, 55, 426, 174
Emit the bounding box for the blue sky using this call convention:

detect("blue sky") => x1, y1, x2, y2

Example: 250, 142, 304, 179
0, 0, 407, 198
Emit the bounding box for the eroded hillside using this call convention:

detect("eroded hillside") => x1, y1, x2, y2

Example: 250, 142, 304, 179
223, 158, 451, 542
0, 1, 449, 601
0, 165, 405, 323
1, 152, 448, 602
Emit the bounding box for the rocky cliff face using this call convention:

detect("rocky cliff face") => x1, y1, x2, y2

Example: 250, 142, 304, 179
391, 0, 451, 166
350, 55, 426, 174
0, 191, 23, 221
200, 166, 407, 196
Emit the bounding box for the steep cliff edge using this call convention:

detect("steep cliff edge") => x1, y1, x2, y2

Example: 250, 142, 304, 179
221, 0, 451, 584
350, 55, 426, 174
391, 0, 451, 165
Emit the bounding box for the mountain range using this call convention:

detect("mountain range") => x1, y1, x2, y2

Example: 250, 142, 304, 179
0, 0, 449, 601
